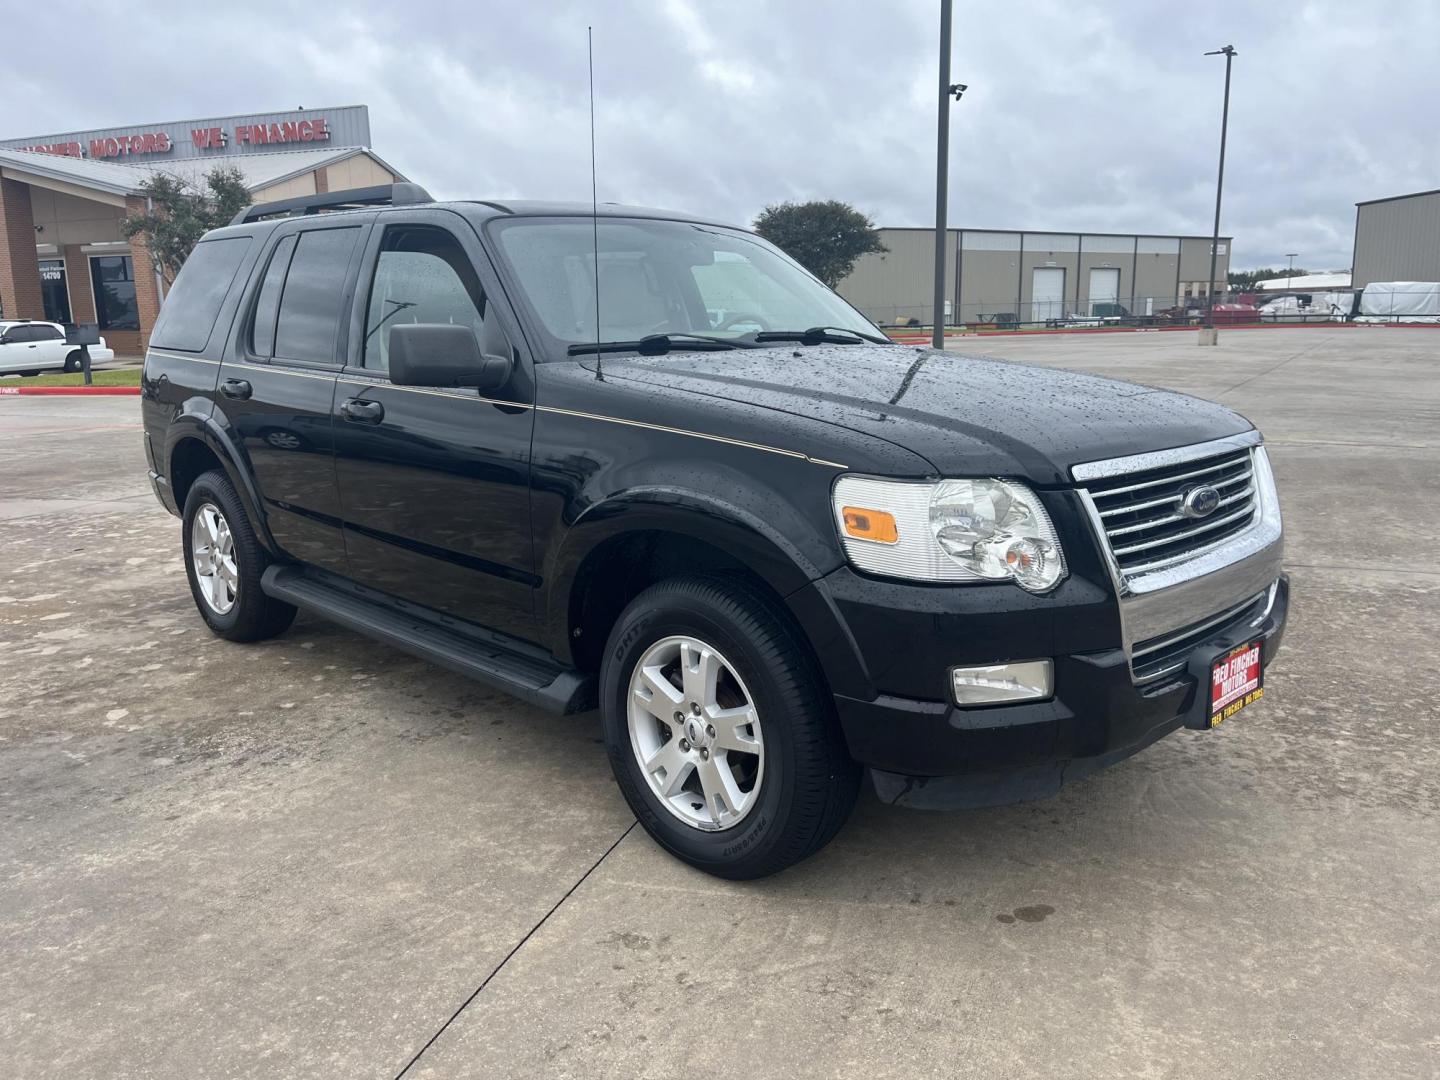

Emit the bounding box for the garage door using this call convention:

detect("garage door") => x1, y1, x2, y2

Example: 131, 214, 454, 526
1089, 267, 1121, 316
1031, 267, 1065, 324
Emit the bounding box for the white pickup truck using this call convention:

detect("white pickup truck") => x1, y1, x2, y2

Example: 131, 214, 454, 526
0, 320, 115, 376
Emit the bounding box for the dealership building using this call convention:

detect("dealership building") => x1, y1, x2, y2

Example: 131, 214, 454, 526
0, 105, 405, 353
837, 226, 1233, 327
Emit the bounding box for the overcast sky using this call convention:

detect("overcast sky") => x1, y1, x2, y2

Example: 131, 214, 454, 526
5, 0, 1437, 270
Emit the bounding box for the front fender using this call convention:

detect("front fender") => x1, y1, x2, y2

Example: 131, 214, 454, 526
542, 486, 879, 699
544, 484, 823, 616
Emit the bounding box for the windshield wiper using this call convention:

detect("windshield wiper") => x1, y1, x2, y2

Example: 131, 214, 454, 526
752, 326, 890, 346
567, 333, 758, 356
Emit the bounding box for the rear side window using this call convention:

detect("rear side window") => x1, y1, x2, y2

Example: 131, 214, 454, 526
151, 237, 252, 352
272, 227, 361, 364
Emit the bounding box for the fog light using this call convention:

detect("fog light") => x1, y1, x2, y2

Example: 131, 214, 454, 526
950, 660, 1054, 706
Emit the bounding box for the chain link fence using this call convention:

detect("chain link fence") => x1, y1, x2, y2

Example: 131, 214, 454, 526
866, 290, 1374, 331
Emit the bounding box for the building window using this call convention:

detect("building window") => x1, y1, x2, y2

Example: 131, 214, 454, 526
90, 255, 139, 330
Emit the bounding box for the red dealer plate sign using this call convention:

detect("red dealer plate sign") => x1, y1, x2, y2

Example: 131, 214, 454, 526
1209, 640, 1263, 727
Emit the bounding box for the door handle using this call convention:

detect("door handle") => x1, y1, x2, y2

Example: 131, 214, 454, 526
340, 398, 385, 424
220, 378, 252, 400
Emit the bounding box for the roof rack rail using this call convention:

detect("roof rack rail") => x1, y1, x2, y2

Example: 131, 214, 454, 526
229, 182, 433, 226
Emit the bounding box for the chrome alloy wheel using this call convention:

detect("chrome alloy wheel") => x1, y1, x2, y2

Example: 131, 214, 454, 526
627, 635, 765, 831
190, 503, 238, 615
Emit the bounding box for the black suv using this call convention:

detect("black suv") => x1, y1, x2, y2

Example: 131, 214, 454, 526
142, 183, 1287, 879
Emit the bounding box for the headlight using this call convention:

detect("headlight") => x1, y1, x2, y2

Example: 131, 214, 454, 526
832, 475, 1066, 592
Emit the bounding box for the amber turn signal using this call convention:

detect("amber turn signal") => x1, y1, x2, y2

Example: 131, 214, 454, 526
841, 506, 899, 544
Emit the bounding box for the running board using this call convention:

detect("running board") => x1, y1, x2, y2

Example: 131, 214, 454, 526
261, 565, 596, 715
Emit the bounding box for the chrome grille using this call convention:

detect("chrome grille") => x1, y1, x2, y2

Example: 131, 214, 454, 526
1082, 447, 1258, 578
1130, 588, 1270, 686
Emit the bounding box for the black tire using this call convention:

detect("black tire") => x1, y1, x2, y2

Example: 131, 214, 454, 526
181, 469, 296, 642
63, 351, 82, 373
600, 574, 860, 879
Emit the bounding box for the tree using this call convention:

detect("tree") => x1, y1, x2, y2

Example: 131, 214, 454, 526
122, 167, 250, 285
753, 200, 887, 288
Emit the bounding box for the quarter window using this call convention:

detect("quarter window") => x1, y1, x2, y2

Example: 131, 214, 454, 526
151, 237, 252, 352
362, 225, 489, 371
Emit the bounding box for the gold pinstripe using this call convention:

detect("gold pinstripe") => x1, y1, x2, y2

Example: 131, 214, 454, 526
151, 356, 849, 469
336, 373, 847, 467
224, 361, 336, 381
146, 350, 221, 365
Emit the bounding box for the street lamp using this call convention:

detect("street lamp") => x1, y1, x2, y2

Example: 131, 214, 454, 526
932, 0, 965, 349
1286, 253, 1298, 293
1202, 45, 1236, 341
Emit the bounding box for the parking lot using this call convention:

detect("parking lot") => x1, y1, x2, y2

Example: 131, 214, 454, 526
2, 325, 1436, 1078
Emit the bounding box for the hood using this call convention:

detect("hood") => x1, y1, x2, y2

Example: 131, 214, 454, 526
584, 344, 1253, 485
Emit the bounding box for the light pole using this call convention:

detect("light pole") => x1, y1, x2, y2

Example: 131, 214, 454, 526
1202, 45, 1236, 342
932, 0, 965, 349
1285, 253, 1298, 292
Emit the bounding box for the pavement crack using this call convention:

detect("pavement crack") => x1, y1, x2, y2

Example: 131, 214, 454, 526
392, 819, 639, 1079
1214, 342, 1322, 397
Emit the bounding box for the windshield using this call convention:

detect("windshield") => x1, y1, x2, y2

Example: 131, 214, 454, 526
489, 216, 880, 355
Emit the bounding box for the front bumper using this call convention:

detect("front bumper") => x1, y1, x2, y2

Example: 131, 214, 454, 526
806, 566, 1288, 810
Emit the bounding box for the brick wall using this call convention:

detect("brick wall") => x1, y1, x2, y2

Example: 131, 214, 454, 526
0, 178, 44, 320
63, 245, 96, 323
124, 196, 161, 353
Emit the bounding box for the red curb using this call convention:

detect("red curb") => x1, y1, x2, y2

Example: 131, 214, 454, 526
0, 386, 141, 396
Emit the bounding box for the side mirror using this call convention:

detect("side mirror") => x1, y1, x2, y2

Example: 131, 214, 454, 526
388, 323, 512, 392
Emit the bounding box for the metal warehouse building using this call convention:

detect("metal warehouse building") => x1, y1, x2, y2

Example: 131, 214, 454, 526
0, 105, 404, 354
1352, 189, 1440, 288
837, 227, 1232, 327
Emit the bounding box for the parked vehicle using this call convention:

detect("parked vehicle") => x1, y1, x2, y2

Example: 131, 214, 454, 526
0, 319, 114, 376
142, 184, 1288, 878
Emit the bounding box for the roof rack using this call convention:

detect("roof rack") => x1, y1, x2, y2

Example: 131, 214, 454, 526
229, 182, 433, 226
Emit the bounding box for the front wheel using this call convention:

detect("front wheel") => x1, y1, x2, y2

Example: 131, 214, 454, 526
600, 575, 860, 879
63, 351, 82, 373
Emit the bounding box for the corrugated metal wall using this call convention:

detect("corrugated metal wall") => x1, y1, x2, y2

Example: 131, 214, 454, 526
1353, 192, 1440, 287
838, 228, 1231, 325
837, 229, 956, 326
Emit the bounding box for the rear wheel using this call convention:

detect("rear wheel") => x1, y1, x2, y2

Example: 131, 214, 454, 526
600, 575, 860, 879
63, 351, 82, 373
181, 470, 296, 642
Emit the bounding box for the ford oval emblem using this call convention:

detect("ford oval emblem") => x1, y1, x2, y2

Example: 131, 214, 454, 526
1180, 484, 1222, 519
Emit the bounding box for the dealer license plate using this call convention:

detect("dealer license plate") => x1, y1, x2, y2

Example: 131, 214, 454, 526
1209, 640, 1264, 727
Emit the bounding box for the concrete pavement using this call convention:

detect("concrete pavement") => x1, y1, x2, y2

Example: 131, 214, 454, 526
1, 327, 1436, 1078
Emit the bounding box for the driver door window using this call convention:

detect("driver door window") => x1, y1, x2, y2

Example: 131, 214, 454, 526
362, 226, 491, 371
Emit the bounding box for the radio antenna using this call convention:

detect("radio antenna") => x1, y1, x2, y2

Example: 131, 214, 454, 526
588, 25, 603, 379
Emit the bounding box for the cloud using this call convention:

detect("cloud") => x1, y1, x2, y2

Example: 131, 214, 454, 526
3, 0, 1437, 269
